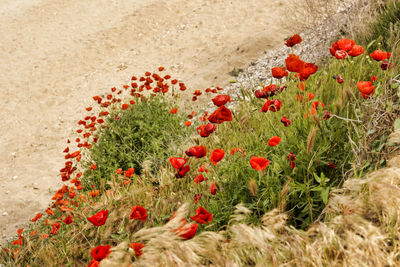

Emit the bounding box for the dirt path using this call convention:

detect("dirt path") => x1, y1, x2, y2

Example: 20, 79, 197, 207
0, 0, 305, 241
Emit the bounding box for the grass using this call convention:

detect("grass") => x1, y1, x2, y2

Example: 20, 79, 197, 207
358, 0, 400, 53
1, 0, 400, 266
80, 96, 190, 189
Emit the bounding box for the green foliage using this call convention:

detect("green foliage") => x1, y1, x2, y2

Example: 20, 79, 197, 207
81, 96, 190, 189
204, 53, 388, 229
359, 0, 400, 52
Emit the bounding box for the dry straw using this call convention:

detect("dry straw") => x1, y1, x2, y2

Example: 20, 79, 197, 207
102, 158, 400, 266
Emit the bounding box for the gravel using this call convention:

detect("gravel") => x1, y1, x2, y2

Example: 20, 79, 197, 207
215, 0, 372, 109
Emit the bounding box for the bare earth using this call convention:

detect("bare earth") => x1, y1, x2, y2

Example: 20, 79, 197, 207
0, 0, 304, 241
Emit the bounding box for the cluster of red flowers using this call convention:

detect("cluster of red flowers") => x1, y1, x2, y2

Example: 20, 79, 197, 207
284, 53, 318, 81
13, 30, 393, 265
370, 49, 391, 62
17, 67, 233, 263
329, 38, 392, 99
329, 39, 364, 59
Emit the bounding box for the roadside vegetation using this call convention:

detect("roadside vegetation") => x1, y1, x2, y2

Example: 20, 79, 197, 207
1, 0, 400, 266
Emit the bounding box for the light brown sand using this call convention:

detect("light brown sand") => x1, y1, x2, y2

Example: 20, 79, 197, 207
0, 0, 305, 241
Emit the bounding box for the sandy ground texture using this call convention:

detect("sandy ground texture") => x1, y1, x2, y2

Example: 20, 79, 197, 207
0, 0, 307, 242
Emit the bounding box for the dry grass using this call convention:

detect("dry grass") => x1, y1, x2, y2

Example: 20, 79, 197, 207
289, 0, 378, 31
101, 151, 400, 266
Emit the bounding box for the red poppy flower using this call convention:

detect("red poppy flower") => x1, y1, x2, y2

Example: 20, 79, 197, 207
45, 208, 55, 216
185, 121, 192, 127
268, 136, 281, 146
13, 238, 23, 247
169, 157, 187, 170
312, 101, 325, 110
254, 90, 268, 99
87, 210, 109, 226
175, 164, 190, 178
130, 206, 148, 222
307, 93, 315, 101
185, 145, 207, 158
357, 81, 375, 99
287, 152, 296, 161
91, 245, 111, 261
193, 174, 206, 184
212, 95, 232, 106
329, 41, 339, 56
175, 223, 198, 239
130, 243, 145, 258
381, 61, 392, 70
63, 216, 73, 224
328, 162, 335, 168
208, 105, 232, 124
12, 229, 23, 246
370, 50, 387, 61
285, 54, 305, 73
230, 147, 245, 156
210, 149, 225, 165
323, 110, 331, 120
285, 34, 302, 47
50, 222, 61, 235
287, 152, 296, 170
116, 168, 122, 174
124, 168, 135, 178
122, 103, 130, 110
348, 45, 364, 57
196, 123, 217, 137
90, 164, 97, 171
190, 206, 213, 224
271, 67, 289, 79
336, 75, 344, 84
299, 63, 318, 80
197, 164, 209, 173
169, 108, 178, 114
87, 259, 100, 267
249, 156, 271, 171
337, 38, 355, 52
281, 117, 291, 127
261, 99, 282, 112
31, 213, 43, 222
194, 193, 203, 205
210, 183, 216, 195
335, 50, 347, 60
262, 84, 278, 97
290, 160, 295, 170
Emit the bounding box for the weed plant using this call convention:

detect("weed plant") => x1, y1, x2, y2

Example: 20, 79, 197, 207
81, 96, 190, 189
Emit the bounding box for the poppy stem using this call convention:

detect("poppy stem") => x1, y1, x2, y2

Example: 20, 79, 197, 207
232, 112, 245, 132
258, 171, 275, 208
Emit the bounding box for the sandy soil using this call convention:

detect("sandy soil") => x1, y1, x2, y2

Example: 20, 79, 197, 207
0, 0, 305, 241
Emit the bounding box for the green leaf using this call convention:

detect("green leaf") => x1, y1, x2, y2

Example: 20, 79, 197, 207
321, 187, 330, 204
313, 173, 321, 183
394, 118, 400, 131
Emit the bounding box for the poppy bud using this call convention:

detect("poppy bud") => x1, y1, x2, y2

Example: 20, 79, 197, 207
336, 75, 344, 84
381, 61, 392, 71
210, 183, 217, 195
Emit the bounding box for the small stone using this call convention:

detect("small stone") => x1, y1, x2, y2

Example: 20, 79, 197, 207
12, 176, 18, 180
2, 212, 8, 216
